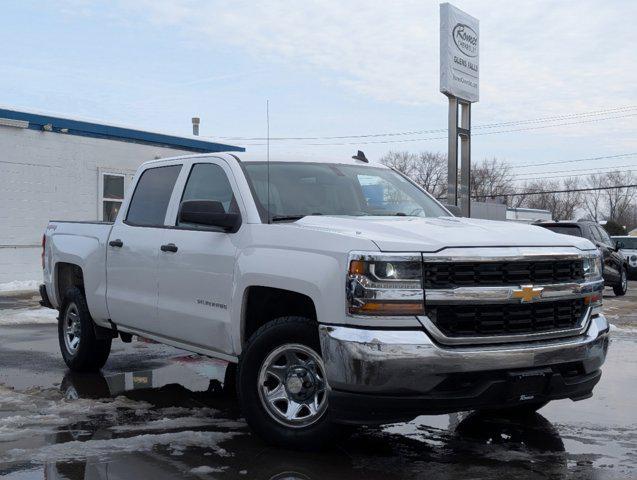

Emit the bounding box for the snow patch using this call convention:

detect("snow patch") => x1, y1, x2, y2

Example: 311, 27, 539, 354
110, 417, 223, 433
0, 280, 39, 293
191, 466, 226, 474
6, 430, 236, 463
0, 307, 58, 325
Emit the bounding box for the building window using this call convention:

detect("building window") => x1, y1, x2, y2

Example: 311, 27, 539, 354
101, 173, 125, 221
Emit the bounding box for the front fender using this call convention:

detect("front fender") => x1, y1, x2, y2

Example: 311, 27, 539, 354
231, 247, 346, 354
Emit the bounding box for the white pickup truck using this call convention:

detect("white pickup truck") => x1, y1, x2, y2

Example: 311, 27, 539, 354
41, 153, 609, 449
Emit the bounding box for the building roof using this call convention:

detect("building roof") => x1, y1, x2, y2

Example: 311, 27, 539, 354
0, 107, 244, 154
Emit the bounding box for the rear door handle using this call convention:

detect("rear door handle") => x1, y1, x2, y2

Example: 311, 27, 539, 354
160, 243, 178, 253
109, 239, 123, 248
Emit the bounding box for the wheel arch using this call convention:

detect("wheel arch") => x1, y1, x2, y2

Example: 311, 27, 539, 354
240, 286, 318, 347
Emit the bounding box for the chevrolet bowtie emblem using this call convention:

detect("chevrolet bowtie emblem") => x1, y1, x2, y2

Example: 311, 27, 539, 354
511, 285, 544, 303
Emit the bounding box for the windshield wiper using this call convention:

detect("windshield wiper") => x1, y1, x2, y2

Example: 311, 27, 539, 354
271, 213, 324, 223
271, 215, 307, 223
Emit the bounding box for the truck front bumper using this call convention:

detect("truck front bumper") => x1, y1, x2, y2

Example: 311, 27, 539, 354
319, 314, 609, 425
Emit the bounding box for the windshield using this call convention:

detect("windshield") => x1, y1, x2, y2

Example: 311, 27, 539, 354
614, 237, 637, 249
540, 225, 582, 237
242, 162, 449, 222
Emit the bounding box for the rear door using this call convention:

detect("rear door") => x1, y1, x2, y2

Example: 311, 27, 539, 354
106, 163, 182, 334
156, 159, 242, 356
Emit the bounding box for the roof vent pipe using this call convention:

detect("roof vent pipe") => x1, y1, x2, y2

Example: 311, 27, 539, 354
191, 117, 200, 136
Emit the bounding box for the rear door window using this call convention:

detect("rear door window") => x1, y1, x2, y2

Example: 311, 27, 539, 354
126, 165, 182, 226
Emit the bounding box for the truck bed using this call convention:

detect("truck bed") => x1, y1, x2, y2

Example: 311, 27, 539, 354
43, 220, 114, 324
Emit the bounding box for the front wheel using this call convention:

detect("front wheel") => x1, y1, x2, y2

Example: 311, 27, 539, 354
58, 288, 112, 372
237, 317, 341, 450
613, 267, 628, 296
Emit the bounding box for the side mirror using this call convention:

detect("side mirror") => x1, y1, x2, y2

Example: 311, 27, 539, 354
443, 204, 463, 217
178, 200, 241, 233
615, 240, 625, 250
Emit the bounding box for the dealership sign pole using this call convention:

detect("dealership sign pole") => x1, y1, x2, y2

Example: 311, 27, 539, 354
440, 2, 479, 217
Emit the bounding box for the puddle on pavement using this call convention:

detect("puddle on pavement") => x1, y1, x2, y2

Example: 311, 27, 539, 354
0, 345, 635, 479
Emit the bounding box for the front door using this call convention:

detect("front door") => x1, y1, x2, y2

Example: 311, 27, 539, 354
594, 225, 620, 282
106, 164, 182, 334
156, 161, 241, 356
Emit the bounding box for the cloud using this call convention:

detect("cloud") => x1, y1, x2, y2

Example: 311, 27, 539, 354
111, 0, 636, 119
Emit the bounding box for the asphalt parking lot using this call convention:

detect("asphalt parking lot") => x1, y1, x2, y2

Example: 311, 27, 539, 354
0, 285, 636, 480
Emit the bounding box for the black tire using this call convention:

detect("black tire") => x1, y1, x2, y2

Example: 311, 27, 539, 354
480, 401, 548, 417
58, 287, 112, 372
237, 316, 342, 450
613, 267, 628, 296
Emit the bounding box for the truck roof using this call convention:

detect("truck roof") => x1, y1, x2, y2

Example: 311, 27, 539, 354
140, 152, 390, 168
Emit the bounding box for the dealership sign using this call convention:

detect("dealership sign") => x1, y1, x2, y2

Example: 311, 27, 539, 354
440, 3, 479, 102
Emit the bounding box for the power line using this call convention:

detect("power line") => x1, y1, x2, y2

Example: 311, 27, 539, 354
513, 152, 637, 169
208, 104, 637, 142
472, 184, 637, 199
269, 112, 637, 146
512, 165, 637, 180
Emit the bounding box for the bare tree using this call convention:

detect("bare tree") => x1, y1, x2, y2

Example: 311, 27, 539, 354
412, 152, 447, 199
603, 171, 636, 222
470, 158, 514, 201
380, 151, 447, 198
582, 174, 605, 221
522, 177, 582, 220
379, 151, 416, 177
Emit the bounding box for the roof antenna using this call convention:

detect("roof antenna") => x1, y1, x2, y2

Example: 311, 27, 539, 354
267, 100, 271, 224
352, 150, 369, 163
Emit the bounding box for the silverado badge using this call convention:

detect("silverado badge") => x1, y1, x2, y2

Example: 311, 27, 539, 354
511, 285, 544, 303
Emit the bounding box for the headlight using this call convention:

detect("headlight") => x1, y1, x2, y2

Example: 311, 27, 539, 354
583, 252, 602, 280
347, 253, 423, 316
631, 255, 637, 262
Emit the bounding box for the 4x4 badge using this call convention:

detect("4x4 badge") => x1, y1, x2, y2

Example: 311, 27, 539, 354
511, 285, 544, 303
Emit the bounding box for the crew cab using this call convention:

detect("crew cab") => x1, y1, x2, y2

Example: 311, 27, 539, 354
41, 153, 609, 448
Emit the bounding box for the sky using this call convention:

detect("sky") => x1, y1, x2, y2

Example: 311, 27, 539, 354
1, 0, 636, 184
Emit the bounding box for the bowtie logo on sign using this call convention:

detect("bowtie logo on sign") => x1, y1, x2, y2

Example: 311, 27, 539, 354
452, 24, 478, 57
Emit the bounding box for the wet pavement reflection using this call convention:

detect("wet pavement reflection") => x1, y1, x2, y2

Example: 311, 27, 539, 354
0, 345, 633, 480
1, 287, 636, 479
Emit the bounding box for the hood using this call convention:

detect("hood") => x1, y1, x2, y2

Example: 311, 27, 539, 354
291, 216, 595, 252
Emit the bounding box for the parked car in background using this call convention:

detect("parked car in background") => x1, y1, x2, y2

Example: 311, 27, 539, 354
537, 221, 628, 296
612, 235, 637, 279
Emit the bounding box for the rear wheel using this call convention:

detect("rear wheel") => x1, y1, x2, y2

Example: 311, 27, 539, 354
481, 401, 548, 417
237, 317, 341, 449
613, 267, 628, 296
58, 288, 111, 372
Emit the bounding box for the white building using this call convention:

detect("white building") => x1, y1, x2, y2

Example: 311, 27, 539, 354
0, 107, 242, 284
506, 207, 553, 223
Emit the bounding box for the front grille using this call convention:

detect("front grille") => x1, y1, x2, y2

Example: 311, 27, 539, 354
423, 260, 584, 289
426, 298, 586, 338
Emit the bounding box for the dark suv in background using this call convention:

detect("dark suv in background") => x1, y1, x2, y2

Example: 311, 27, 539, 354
536, 220, 628, 296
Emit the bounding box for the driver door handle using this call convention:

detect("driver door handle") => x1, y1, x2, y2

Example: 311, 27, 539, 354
160, 243, 178, 253
109, 239, 123, 248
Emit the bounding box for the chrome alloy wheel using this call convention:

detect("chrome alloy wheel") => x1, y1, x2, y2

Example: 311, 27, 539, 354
258, 343, 328, 428
63, 303, 81, 356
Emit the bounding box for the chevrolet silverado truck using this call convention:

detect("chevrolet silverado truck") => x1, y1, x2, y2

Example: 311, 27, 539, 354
40, 153, 609, 449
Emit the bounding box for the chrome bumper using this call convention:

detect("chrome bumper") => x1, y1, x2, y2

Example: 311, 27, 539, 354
319, 314, 609, 395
